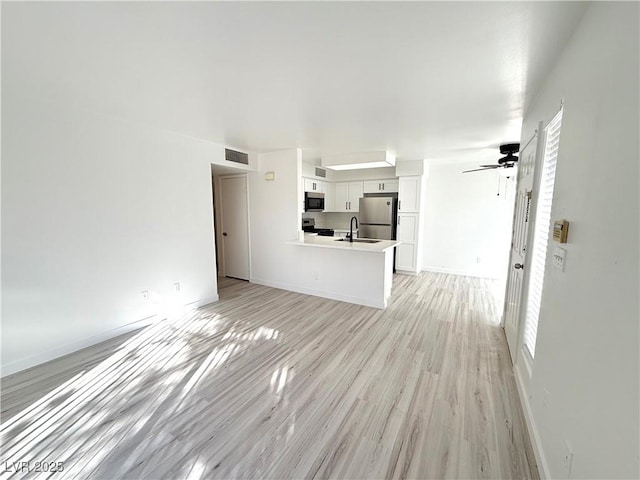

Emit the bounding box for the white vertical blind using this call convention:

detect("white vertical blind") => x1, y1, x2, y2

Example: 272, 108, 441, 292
523, 109, 563, 358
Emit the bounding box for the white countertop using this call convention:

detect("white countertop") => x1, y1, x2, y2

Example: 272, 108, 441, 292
287, 234, 400, 253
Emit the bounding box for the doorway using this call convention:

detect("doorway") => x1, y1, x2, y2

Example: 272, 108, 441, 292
503, 125, 542, 362
212, 172, 251, 281
502, 110, 563, 365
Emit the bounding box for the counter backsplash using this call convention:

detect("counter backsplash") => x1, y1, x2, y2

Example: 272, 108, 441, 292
302, 212, 359, 230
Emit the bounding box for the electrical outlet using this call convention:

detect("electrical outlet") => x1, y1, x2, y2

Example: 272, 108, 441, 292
562, 440, 574, 478
553, 247, 566, 271
141, 290, 149, 300
174, 282, 181, 292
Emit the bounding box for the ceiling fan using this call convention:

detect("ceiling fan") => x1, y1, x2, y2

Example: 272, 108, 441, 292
462, 143, 520, 173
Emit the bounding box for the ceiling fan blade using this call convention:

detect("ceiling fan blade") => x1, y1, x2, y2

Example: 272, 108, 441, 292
479, 164, 500, 168
462, 167, 496, 173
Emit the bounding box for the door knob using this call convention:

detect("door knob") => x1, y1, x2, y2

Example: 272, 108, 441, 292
223, 232, 228, 236
514, 263, 524, 269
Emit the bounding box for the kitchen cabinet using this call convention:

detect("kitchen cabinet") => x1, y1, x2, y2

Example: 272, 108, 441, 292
303, 177, 325, 193
398, 176, 421, 212
363, 179, 399, 194
324, 182, 335, 212
395, 212, 419, 273
348, 182, 363, 211
333, 182, 363, 212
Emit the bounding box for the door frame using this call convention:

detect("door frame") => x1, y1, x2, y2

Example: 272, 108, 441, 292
501, 122, 546, 367
213, 173, 252, 280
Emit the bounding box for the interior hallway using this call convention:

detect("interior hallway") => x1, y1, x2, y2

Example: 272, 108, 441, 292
1, 273, 537, 479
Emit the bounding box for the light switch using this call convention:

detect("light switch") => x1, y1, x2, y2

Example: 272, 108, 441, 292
553, 247, 566, 271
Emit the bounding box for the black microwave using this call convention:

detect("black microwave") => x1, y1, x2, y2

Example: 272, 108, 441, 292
305, 192, 325, 212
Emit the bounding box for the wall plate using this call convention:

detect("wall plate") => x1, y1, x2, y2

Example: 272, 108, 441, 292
553, 246, 566, 271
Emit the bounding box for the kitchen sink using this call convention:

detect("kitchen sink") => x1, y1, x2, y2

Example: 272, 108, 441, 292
335, 238, 381, 244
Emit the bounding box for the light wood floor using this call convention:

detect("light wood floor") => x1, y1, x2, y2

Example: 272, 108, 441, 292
1, 273, 538, 479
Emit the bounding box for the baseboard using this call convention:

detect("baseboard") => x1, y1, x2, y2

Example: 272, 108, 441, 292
1, 295, 221, 378
0, 314, 161, 378
250, 277, 385, 309
514, 362, 550, 479
186, 295, 219, 309
395, 269, 419, 276
421, 265, 501, 279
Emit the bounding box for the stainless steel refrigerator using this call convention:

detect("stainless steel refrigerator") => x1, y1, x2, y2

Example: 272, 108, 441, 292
358, 196, 397, 240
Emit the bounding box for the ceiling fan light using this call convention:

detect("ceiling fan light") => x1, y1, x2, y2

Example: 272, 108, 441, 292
498, 165, 517, 177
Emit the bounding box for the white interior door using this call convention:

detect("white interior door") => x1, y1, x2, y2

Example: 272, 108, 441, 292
220, 175, 250, 280
503, 127, 541, 362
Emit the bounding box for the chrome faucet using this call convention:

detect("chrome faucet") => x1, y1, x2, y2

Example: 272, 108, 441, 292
349, 216, 358, 243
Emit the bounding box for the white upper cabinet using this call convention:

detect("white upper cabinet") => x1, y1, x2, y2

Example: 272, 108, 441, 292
382, 179, 399, 193
333, 182, 363, 212
303, 177, 325, 193
324, 182, 335, 212
348, 182, 363, 212
398, 176, 421, 212
333, 183, 349, 212
363, 179, 399, 194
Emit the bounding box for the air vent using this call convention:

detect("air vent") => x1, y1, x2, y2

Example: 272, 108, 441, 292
315, 167, 327, 178
225, 148, 249, 165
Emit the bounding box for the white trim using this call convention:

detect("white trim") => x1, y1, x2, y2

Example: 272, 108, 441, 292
250, 277, 386, 309
514, 361, 550, 479
520, 344, 534, 378
1, 314, 160, 377
397, 269, 419, 276
421, 265, 502, 279
186, 295, 219, 309
1, 295, 220, 378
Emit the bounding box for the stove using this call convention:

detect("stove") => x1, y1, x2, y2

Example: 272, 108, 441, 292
302, 218, 335, 237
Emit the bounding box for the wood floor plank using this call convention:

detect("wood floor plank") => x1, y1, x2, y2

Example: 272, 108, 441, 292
0, 272, 538, 479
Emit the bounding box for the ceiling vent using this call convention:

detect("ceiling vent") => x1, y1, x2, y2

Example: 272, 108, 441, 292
315, 167, 327, 178
225, 148, 249, 165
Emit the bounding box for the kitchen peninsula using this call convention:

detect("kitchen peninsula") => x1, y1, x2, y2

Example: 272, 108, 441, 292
286, 235, 400, 309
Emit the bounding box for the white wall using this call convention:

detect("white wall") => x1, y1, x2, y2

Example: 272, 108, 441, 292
2, 92, 220, 376
249, 149, 302, 286
516, 3, 639, 479
422, 162, 515, 279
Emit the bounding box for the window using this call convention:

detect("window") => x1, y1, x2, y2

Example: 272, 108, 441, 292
523, 109, 563, 358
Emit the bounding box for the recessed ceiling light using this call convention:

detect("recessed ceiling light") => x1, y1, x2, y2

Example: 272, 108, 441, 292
321, 151, 396, 171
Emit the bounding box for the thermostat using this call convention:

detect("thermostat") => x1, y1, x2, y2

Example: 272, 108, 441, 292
553, 220, 569, 243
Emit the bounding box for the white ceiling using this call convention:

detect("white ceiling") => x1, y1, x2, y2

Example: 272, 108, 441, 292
3, 2, 587, 165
